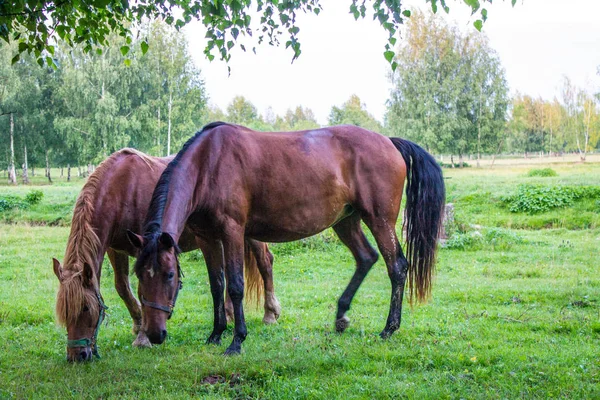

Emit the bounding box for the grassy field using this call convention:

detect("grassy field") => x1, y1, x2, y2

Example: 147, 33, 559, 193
0, 162, 599, 399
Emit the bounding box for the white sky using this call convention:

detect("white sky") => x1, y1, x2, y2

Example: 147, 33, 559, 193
184, 0, 600, 125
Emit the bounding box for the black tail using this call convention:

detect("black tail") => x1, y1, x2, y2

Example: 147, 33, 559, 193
390, 137, 445, 303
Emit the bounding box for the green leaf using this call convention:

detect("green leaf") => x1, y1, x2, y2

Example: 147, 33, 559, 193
473, 19, 483, 31
402, 10, 411, 18
37, 57, 44, 68
124, 58, 132, 67
120, 45, 129, 56
11, 54, 20, 64
141, 41, 149, 55
18, 42, 28, 53
384, 50, 395, 63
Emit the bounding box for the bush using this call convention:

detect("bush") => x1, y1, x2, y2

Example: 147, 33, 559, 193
501, 184, 600, 214
443, 227, 524, 251
439, 161, 470, 168
527, 168, 558, 177
0, 190, 44, 212
25, 190, 43, 205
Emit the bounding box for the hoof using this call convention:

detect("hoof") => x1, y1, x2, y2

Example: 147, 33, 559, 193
132, 331, 152, 348
206, 335, 222, 346
335, 315, 350, 333
262, 313, 278, 325
224, 346, 241, 356
379, 329, 394, 340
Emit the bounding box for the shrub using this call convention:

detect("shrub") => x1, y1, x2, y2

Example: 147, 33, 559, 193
501, 184, 600, 214
439, 161, 470, 168
25, 190, 43, 205
0, 190, 44, 212
443, 227, 524, 251
527, 168, 558, 177
0, 195, 27, 212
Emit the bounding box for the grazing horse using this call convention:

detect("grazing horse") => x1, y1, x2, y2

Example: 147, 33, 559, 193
131, 122, 445, 355
53, 148, 281, 362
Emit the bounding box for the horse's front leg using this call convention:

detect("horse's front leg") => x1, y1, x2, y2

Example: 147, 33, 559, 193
222, 229, 247, 355
197, 238, 227, 345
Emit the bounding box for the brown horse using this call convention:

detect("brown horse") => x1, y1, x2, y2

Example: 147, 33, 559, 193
53, 148, 281, 362
130, 122, 445, 355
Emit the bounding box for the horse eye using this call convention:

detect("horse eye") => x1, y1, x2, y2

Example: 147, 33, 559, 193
82, 305, 89, 312
167, 271, 175, 281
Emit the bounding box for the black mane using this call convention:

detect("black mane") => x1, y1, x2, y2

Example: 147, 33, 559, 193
142, 121, 229, 236
134, 121, 229, 276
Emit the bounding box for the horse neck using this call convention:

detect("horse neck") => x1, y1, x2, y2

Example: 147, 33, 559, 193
64, 195, 104, 277
159, 156, 202, 242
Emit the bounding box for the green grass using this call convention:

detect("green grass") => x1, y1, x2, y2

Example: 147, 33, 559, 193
1, 162, 599, 398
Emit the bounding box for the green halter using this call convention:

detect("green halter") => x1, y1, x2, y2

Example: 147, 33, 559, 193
66, 291, 108, 359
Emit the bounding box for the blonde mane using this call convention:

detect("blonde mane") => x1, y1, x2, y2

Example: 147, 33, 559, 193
56, 148, 155, 326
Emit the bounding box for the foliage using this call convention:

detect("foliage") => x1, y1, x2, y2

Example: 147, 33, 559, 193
439, 161, 470, 168
443, 227, 524, 251
501, 184, 600, 214
0, 20, 208, 168
1, 0, 504, 70
0, 189, 43, 211
385, 11, 509, 158
527, 168, 557, 177
328, 94, 382, 132
24, 189, 43, 205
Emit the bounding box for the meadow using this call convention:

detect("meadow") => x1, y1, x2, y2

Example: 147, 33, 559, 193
0, 162, 599, 399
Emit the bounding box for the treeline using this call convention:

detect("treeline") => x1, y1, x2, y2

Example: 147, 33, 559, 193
2, 13, 600, 183
385, 11, 600, 165
0, 18, 382, 183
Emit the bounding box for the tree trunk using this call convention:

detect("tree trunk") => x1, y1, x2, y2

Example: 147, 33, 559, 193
87, 163, 92, 176
31, 166, 35, 177
60, 167, 64, 178
490, 139, 504, 169
22, 144, 29, 184
45, 150, 52, 183
8, 113, 17, 184
167, 92, 173, 156
458, 154, 464, 168
450, 154, 455, 168
78, 165, 82, 178
157, 107, 161, 155
67, 164, 71, 182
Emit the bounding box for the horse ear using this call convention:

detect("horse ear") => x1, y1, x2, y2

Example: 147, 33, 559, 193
52, 258, 63, 281
127, 230, 144, 249
82, 262, 94, 285
159, 232, 175, 249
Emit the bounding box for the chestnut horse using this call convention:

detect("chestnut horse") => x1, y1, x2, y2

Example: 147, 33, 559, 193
53, 148, 280, 362
130, 122, 445, 355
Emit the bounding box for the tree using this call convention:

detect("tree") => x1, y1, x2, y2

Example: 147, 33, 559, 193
226, 96, 259, 126
385, 11, 509, 164
329, 95, 382, 133
272, 106, 320, 131
2, 1, 512, 70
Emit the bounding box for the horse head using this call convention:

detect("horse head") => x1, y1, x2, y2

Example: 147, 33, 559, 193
53, 258, 106, 362
129, 230, 182, 345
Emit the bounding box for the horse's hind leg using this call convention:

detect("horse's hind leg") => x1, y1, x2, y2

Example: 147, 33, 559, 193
107, 248, 142, 334
362, 215, 408, 339
247, 239, 281, 324
332, 214, 379, 333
